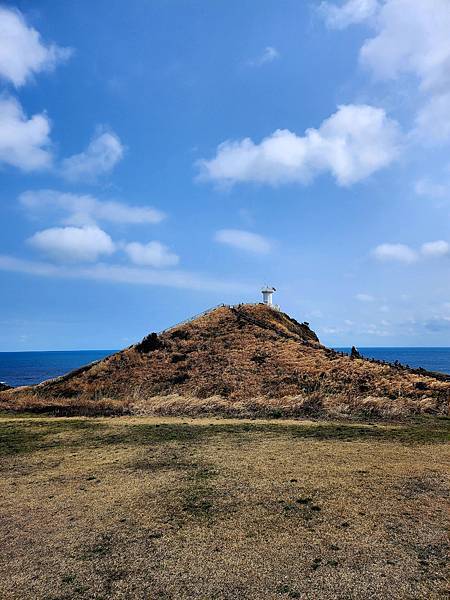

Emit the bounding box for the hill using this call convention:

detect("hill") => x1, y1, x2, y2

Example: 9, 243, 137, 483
1, 303, 449, 418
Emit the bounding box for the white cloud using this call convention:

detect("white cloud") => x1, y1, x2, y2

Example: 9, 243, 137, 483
319, 0, 379, 30
356, 293, 375, 302
0, 96, 52, 171
20, 189, 165, 226
0, 255, 252, 294
60, 129, 124, 182
372, 243, 418, 263
198, 104, 400, 187
321, 1, 450, 144
414, 179, 448, 199
414, 92, 450, 144
421, 240, 450, 258
124, 241, 179, 268
247, 46, 280, 67
359, 0, 450, 94
214, 229, 271, 254
373, 240, 450, 263
27, 225, 115, 263
0, 6, 72, 87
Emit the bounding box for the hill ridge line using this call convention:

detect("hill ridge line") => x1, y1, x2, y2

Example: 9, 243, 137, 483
159, 304, 227, 334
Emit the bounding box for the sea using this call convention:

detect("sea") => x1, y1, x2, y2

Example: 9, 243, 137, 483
0, 350, 116, 388
0, 347, 449, 388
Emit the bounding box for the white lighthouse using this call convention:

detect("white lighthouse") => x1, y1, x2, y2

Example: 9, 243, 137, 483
261, 286, 276, 306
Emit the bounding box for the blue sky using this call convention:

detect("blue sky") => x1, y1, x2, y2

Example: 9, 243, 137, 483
1, 0, 450, 351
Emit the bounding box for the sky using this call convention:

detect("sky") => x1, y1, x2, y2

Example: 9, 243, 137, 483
0, 0, 450, 351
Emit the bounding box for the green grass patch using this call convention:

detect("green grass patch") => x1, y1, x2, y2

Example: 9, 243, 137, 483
0, 416, 448, 459
0, 418, 106, 456
180, 462, 218, 518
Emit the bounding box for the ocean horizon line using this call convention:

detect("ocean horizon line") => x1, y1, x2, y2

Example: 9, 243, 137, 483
1, 346, 450, 354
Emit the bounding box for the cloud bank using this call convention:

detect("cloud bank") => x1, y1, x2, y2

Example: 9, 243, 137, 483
373, 240, 450, 263
320, 0, 450, 144
0, 255, 252, 294
20, 189, 165, 226
198, 104, 400, 187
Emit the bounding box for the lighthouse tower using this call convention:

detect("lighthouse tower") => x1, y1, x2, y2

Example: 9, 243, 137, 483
261, 286, 276, 307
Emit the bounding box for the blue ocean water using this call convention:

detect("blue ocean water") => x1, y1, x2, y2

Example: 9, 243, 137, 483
334, 347, 450, 375
0, 348, 449, 388
0, 350, 116, 387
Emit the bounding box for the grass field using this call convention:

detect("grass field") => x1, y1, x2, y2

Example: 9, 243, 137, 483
0, 414, 449, 599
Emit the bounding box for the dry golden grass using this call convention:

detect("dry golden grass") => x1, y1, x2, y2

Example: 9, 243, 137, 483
0, 414, 449, 599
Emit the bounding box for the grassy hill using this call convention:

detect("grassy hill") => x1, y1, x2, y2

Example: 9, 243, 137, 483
1, 304, 449, 418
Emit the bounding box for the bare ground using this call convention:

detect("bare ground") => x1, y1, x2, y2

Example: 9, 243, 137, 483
0, 414, 449, 599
